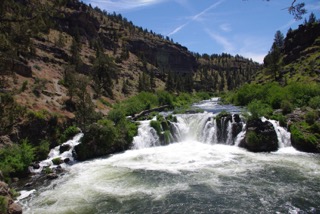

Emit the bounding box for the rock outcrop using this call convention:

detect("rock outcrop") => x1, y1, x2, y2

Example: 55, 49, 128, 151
0, 181, 22, 214
215, 113, 243, 145
128, 39, 197, 75
239, 119, 278, 152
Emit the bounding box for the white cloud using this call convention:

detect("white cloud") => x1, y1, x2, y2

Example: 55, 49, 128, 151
85, 0, 167, 12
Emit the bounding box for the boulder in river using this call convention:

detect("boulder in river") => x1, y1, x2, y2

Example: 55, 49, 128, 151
239, 119, 278, 152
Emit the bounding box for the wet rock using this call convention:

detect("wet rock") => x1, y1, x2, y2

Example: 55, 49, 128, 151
239, 119, 278, 152
233, 114, 241, 123
31, 162, 41, 170
46, 173, 58, 180
9, 202, 22, 214
215, 112, 232, 143
59, 144, 71, 154
63, 158, 70, 163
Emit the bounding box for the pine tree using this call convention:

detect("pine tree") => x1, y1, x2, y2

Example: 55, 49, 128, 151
273, 30, 284, 50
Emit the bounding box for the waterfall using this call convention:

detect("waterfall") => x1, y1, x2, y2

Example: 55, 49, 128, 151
226, 120, 233, 145
131, 111, 292, 150
234, 124, 246, 146
262, 117, 291, 148
132, 112, 244, 147
29, 133, 84, 174
132, 119, 160, 149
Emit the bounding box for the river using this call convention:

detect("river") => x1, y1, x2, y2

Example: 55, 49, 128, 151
21, 98, 320, 213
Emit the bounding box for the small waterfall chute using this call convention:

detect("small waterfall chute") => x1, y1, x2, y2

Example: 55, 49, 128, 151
261, 117, 291, 148
29, 133, 84, 174
132, 119, 160, 149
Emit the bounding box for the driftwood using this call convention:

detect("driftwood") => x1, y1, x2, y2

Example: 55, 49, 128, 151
132, 105, 170, 120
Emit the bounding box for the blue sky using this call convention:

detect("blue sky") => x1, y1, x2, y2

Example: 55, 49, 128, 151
83, 0, 320, 63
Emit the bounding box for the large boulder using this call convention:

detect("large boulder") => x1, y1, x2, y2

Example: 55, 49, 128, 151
239, 119, 278, 152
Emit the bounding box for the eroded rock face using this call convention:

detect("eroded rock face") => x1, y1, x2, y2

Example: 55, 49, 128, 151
128, 39, 197, 76
239, 119, 278, 152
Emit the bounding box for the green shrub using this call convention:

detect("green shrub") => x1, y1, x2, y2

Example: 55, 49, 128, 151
156, 90, 173, 107
246, 131, 260, 146
309, 96, 320, 109
291, 125, 318, 145
27, 110, 49, 120
311, 122, 320, 134
270, 113, 287, 127
0, 139, 35, 180
305, 111, 318, 125
59, 126, 80, 144
43, 166, 53, 174
107, 108, 126, 125
0, 196, 8, 214
281, 100, 293, 115
247, 100, 273, 120
52, 157, 62, 165
36, 140, 50, 160
163, 130, 171, 145
150, 120, 162, 136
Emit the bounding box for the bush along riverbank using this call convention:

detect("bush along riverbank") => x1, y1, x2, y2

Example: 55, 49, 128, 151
223, 82, 320, 153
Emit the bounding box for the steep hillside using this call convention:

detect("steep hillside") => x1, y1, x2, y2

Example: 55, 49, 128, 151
255, 19, 320, 84
0, 0, 259, 119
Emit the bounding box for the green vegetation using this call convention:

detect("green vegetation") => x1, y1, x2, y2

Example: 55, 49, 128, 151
226, 82, 320, 111
75, 117, 138, 160
58, 126, 80, 144
0, 196, 8, 214
0, 93, 26, 135
150, 120, 162, 136
36, 139, 50, 161
0, 139, 34, 182
52, 157, 62, 165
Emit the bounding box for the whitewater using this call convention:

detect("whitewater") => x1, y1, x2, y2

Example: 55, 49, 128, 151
21, 98, 320, 213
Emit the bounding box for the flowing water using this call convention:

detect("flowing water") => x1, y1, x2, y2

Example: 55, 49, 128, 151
21, 99, 320, 213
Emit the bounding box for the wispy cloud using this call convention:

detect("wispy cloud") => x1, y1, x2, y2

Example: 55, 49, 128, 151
85, 0, 167, 12
205, 29, 234, 52
278, 19, 296, 31
167, 0, 225, 36
219, 23, 231, 32
168, 23, 189, 36
191, 0, 224, 21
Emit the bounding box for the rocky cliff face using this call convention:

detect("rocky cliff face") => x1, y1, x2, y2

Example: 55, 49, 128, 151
128, 39, 197, 75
